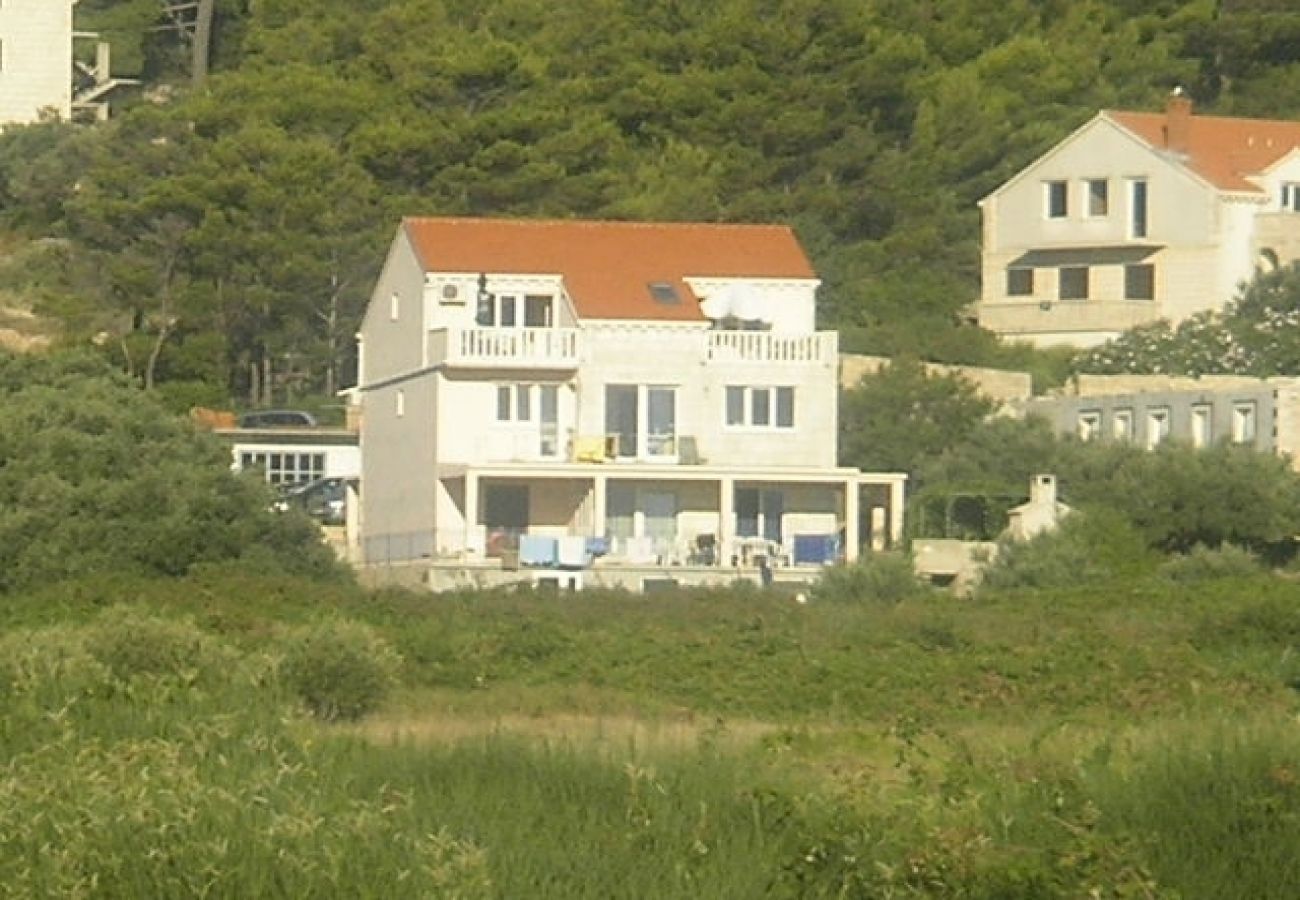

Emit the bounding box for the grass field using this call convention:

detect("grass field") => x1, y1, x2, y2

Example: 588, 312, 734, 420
2, 569, 1297, 897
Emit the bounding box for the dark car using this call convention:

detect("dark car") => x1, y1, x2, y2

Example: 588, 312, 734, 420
277, 476, 347, 525
238, 409, 317, 428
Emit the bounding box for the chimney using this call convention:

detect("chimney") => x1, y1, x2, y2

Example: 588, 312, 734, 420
1165, 88, 1192, 154
1029, 474, 1057, 508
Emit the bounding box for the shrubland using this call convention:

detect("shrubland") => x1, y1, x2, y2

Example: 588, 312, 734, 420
2, 568, 1298, 897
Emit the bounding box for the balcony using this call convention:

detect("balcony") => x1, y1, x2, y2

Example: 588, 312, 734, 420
705, 330, 837, 364
429, 326, 581, 370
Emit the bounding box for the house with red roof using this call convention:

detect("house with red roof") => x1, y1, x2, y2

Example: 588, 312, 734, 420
977, 92, 1300, 348
352, 217, 906, 589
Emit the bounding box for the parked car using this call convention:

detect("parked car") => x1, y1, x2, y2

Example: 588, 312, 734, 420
276, 476, 347, 525
238, 409, 317, 428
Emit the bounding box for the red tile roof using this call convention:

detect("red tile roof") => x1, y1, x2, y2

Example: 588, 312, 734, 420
402, 217, 816, 322
1108, 107, 1300, 193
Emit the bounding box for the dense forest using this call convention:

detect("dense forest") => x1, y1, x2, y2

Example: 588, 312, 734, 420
3, 0, 1300, 408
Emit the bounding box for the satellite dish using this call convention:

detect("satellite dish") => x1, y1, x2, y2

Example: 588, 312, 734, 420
699, 289, 730, 320
728, 286, 763, 323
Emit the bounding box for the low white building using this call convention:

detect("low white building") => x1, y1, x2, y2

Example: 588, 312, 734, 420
0, 0, 76, 126
353, 217, 907, 589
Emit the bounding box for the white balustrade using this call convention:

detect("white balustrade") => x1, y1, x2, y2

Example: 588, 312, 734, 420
706, 330, 836, 363
429, 327, 581, 368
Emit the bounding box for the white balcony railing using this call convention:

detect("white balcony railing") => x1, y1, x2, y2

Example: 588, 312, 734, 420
706, 330, 837, 364
429, 327, 581, 369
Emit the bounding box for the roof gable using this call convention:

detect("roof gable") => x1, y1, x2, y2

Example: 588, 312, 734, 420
401, 217, 817, 322
1108, 109, 1300, 193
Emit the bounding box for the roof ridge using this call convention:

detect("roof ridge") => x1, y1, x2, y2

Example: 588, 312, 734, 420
402, 216, 793, 232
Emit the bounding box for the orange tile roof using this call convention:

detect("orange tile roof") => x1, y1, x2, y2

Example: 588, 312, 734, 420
402, 217, 816, 322
1108, 108, 1300, 193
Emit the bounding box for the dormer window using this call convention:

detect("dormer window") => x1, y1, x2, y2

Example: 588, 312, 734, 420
648, 281, 680, 305
1282, 183, 1300, 212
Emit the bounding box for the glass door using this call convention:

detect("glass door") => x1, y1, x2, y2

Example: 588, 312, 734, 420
646, 387, 676, 457
605, 385, 638, 459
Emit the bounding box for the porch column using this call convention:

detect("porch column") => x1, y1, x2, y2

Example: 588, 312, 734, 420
888, 476, 906, 547
465, 471, 480, 554
844, 478, 861, 563
719, 476, 735, 566
592, 473, 607, 537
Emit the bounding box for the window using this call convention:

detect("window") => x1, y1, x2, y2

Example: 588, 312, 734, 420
648, 281, 680, 305
1059, 266, 1089, 300
1086, 178, 1109, 216
524, 295, 553, 327
1113, 408, 1134, 441
725, 386, 795, 429
1125, 263, 1155, 300
1232, 402, 1257, 443
1129, 178, 1149, 238
477, 293, 519, 327
605, 384, 677, 459
389, 292, 400, 321
1077, 411, 1102, 441
1045, 180, 1068, 218
1146, 407, 1171, 449
1282, 183, 1300, 212
396, 389, 405, 418
1006, 268, 1034, 296
1191, 404, 1212, 448
239, 451, 325, 486
496, 384, 548, 423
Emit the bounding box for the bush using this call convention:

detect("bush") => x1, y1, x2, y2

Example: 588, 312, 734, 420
812, 553, 928, 604
978, 509, 1155, 592
279, 619, 401, 721
1159, 544, 1263, 582
84, 605, 230, 682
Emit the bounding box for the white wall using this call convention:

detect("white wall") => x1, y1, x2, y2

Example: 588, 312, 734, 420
360, 372, 439, 557
358, 233, 427, 384
0, 0, 75, 125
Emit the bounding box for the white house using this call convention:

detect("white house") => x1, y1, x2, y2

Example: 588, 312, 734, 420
353, 217, 906, 589
978, 93, 1300, 348
0, 0, 76, 126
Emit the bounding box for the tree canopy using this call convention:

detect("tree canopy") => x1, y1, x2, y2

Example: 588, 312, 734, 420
0, 350, 341, 591
1076, 263, 1300, 377
6, 0, 1300, 405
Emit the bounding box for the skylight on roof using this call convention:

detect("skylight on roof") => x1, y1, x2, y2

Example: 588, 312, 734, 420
648, 281, 680, 305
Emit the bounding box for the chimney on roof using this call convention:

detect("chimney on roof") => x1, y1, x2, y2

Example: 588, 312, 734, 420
1165, 87, 1192, 154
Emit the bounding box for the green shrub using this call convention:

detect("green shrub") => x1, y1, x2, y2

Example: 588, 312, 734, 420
812, 553, 927, 604
1159, 544, 1263, 582
83, 605, 229, 682
279, 619, 401, 721
978, 509, 1155, 592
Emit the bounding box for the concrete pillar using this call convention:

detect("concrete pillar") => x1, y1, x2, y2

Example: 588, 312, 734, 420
593, 473, 607, 537
465, 471, 479, 554
888, 477, 906, 547
719, 476, 735, 565
844, 478, 860, 562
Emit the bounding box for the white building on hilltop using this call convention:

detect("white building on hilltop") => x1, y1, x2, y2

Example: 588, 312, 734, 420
0, 0, 76, 126
353, 217, 907, 590
978, 93, 1300, 348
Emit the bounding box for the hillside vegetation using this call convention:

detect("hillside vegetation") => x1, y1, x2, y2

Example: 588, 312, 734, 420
3, 1, 1300, 406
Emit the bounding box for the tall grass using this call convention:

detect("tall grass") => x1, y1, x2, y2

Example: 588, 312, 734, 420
1, 574, 1297, 896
